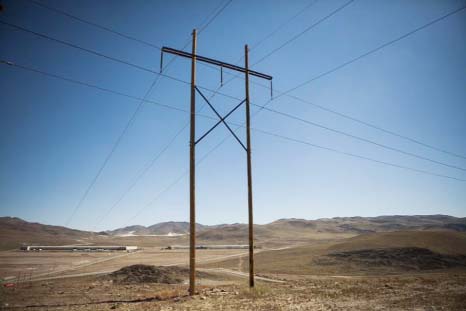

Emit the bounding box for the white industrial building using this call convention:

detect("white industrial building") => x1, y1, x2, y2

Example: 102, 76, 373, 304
20, 245, 138, 252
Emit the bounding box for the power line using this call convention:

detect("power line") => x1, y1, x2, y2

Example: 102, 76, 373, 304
211, 0, 347, 95
26, 1, 232, 226
23, 0, 466, 163
91, 123, 188, 231
243, 0, 320, 60
6, 52, 464, 174
64, 84, 150, 227
5, 59, 463, 230
4, 1, 466, 223
277, 4, 466, 97
251, 104, 466, 172
24, 0, 162, 50
252, 0, 354, 66
0, 60, 190, 113
249, 3, 466, 160
23, 0, 234, 76
0, 19, 241, 102
6, 58, 464, 183
119, 131, 231, 228
2, 1, 233, 226
89, 1, 234, 229
198, 0, 233, 34
210, 3, 466, 161
0, 20, 178, 81
90, 1, 324, 228
284, 93, 466, 161
0, 60, 238, 125
252, 128, 466, 182
122, 116, 465, 228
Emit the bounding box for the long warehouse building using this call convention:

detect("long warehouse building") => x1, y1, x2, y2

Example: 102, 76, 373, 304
20, 245, 138, 252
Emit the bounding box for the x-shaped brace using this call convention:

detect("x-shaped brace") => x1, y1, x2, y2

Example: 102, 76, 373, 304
194, 86, 247, 151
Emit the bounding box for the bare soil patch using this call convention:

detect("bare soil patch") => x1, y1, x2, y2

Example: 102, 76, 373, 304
324, 247, 466, 270
108, 264, 208, 284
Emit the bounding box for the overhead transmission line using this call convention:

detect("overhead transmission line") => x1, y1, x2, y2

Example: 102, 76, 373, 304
25, 0, 466, 164
24, 0, 232, 49
4, 0, 232, 226
207, 2, 466, 160
88, 1, 233, 229
208, 0, 353, 97
128, 3, 466, 224
3, 3, 466, 226
0, 13, 251, 229
277, 4, 466, 98
89, 1, 232, 227
0, 20, 219, 93
253, 105, 466, 172
253, 0, 354, 65
251, 129, 466, 183
24, 0, 161, 49
3, 17, 465, 174
23, 0, 234, 77
261, 2, 466, 159
88, 2, 466, 226
166, 2, 466, 173
27, 0, 464, 218
3, 59, 465, 231
5, 52, 463, 175
119, 106, 466, 229
95, 0, 367, 228
89, 1, 233, 229
238, 0, 320, 62
89, 0, 323, 229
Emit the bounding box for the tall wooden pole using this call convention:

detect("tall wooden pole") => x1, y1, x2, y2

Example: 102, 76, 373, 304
189, 29, 197, 296
245, 44, 254, 288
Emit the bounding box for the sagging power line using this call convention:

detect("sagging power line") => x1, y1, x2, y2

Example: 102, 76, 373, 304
3, 58, 464, 179
3, 59, 465, 238
20, 0, 466, 171
2, 1, 465, 233
195, 1, 466, 161
8, 0, 233, 227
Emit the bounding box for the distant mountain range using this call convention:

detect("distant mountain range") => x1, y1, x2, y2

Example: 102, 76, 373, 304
105, 214, 466, 236
106, 222, 205, 236
1, 215, 465, 250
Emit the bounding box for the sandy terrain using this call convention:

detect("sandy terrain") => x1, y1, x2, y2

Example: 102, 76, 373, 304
1, 270, 465, 310
1, 227, 465, 310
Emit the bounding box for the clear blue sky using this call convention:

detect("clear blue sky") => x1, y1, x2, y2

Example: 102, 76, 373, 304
1, 0, 465, 231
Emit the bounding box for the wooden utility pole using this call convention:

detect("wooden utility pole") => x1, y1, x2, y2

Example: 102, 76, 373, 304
189, 29, 197, 296
244, 44, 254, 288
160, 30, 272, 295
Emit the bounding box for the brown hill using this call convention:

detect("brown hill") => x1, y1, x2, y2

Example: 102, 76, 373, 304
203, 230, 466, 275
327, 230, 466, 255
267, 215, 466, 234
2, 215, 465, 251
0, 217, 94, 250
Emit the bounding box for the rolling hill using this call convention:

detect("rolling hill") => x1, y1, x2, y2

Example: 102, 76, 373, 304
107, 214, 466, 241
0, 217, 95, 250
1, 214, 465, 250
203, 230, 466, 275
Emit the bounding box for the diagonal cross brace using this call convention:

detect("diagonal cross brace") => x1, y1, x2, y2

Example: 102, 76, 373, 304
195, 86, 247, 151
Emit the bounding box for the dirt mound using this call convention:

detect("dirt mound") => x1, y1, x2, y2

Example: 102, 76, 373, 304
109, 265, 204, 284
327, 247, 466, 270
328, 231, 466, 255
